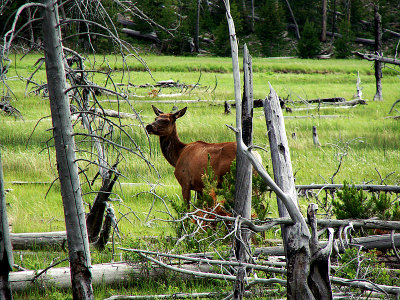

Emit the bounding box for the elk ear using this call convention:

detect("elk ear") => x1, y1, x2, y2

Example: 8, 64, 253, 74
152, 105, 164, 116
173, 106, 187, 119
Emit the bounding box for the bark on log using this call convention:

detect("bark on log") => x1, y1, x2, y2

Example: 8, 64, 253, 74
255, 233, 400, 256
9, 262, 218, 292
12, 218, 400, 250
326, 31, 374, 45
10, 231, 67, 250
296, 184, 400, 193
308, 205, 333, 299
121, 28, 160, 43
354, 52, 400, 66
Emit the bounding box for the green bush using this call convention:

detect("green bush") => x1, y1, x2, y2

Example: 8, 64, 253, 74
297, 19, 321, 58
332, 181, 400, 221
334, 20, 355, 58
255, 0, 287, 57
333, 182, 373, 219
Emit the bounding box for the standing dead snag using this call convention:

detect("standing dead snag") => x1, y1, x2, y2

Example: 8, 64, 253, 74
263, 86, 333, 299
233, 44, 253, 299
0, 151, 13, 300
373, 4, 383, 101
40, 0, 93, 298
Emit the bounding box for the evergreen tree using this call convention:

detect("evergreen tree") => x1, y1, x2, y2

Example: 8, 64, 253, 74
255, 0, 286, 57
334, 20, 355, 58
297, 19, 321, 58
212, 1, 243, 57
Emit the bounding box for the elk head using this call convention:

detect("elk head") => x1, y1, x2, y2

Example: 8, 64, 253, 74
145, 105, 187, 136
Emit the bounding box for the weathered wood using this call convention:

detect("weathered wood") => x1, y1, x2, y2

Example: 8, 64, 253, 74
296, 183, 400, 193
233, 44, 253, 299
10, 231, 67, 249
326, 31, 374, 45
355, 52, 400, 66
320, 0, 327, 42
0, 151, 13, 300
40, 0, 93, 297
224, 2, 246, 298
373, 5, 383, 101
263, 85, 315, 299
86, 169, 118, 243
308, 205, 333, 300
121, 28, 160, 43
255, 233, 400, 256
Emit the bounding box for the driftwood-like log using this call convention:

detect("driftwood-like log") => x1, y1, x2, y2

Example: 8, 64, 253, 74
296, 183, 400, 193
10, 231, 67, 250
355, 52, 400, 66
302, 98, 346, 104
121, 28, 160, 43
326, 31, 374, 45
255, 233, 400, 256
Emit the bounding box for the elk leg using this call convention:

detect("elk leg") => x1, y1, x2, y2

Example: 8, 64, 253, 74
181, 186, 191, 209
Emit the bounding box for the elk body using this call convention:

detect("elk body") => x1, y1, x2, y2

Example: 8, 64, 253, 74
146, 105, 236, 207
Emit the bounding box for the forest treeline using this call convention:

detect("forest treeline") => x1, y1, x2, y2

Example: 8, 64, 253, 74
1, 0, 399, 57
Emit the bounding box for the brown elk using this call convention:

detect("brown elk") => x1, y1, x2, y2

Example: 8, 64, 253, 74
145, 105, 236, 208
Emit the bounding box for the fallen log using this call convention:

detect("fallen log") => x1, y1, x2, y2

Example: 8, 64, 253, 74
92, 108, 138, 119
295, 97, 346, 104
10, 231, 67, 250
354, 52, 400, 66
296, 183, 400, 193
121, 28, 160, 43
255, 233, 400, 256
326, 31, 375, 45
9, 261, 220, 291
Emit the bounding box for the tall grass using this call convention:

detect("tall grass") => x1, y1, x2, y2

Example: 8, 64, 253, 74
2, 54, 400, 298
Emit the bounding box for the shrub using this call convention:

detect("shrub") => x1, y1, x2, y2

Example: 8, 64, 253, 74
334, 20, 355, 58
332, 181, 400, 221
333, 181, 373, 219
297, 19, 321, 58
255, 0, 287, 57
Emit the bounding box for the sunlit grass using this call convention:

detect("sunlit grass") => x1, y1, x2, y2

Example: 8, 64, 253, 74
2, 54, 400, 298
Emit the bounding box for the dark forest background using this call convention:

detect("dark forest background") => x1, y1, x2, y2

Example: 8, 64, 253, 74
1, 0, 399, 58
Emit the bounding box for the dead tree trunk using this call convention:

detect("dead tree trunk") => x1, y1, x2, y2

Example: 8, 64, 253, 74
373, 4, 383, 101
312, 126, 320, 146
284, 0, 300, 40
320, 0, 327, 42
194, 0, 201, 52
0, 151, 13, 300
233, 44, 253, 299
40, 0, 93, 298
263, 86, 333, 299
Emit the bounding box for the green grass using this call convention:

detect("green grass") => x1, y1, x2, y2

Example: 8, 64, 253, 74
2, 53, 400, 298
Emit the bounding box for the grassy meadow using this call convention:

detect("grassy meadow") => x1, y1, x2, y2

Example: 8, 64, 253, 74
2, 53, 400, 298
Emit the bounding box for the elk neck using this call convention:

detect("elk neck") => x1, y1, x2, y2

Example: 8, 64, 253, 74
159, 127, 186, 167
